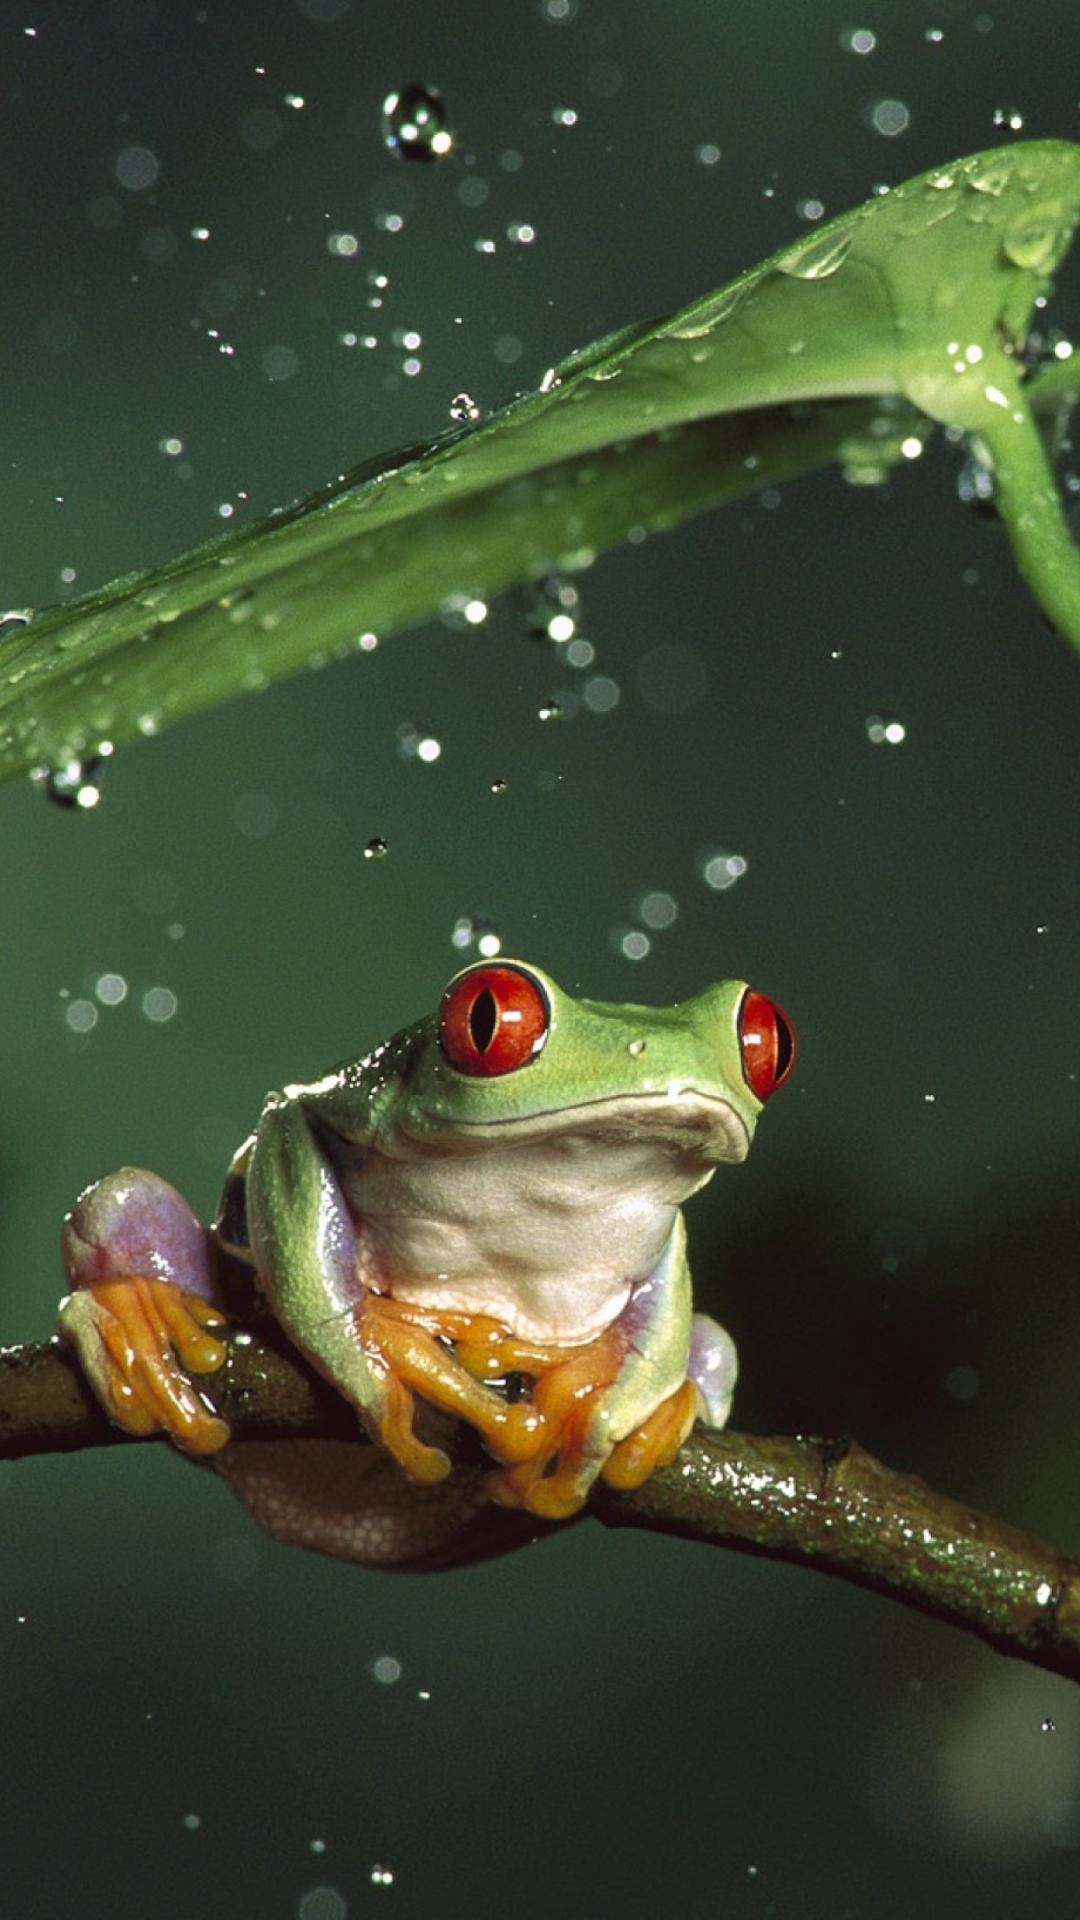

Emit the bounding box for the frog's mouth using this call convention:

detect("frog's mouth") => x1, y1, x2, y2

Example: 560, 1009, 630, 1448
417, 1089, 751, 1164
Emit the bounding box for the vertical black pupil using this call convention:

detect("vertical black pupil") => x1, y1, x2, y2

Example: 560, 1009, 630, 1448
469, 987, 498, 1052
775, 1015, 793, 1079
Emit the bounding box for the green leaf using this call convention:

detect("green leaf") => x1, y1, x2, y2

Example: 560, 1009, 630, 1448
3, 139, 1080, 788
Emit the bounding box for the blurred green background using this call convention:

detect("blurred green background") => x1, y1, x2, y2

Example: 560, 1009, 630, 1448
4, 3, 1080, 1915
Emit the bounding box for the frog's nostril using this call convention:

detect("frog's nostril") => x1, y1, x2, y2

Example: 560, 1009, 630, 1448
469, 988, 498, 1053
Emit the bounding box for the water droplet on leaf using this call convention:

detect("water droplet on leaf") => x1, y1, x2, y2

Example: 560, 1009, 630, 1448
775, 221, 857, 281
666, 284, 745, 340
966, 154, 1013, 197
1003, 218, 1064, 273
0, 608, 34, 641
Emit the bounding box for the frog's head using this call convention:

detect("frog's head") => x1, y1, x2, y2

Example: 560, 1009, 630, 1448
395, 960, 794, 1166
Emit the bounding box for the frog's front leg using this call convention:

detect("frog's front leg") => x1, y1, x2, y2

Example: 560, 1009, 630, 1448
58, 1170, 231, 1454
489, 1213, 716, 1520
247, 1095, 549, 1483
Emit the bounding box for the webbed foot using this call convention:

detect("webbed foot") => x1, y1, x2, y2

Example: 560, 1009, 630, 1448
356, 1294, 546, 1485
59, 1276, 230, 1455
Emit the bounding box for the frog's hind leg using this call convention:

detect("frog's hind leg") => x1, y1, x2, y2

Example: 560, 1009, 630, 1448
58, 1169, 230, 1455
601, 1377, 698, 1490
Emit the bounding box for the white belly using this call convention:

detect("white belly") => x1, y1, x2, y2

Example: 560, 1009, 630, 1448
344, 1132, 694, 1343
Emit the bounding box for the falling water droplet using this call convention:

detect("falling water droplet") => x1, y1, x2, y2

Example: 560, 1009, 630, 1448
865, 714, 907, 746
363, 836, 389, 860
992, 105, 1025, 133
449, 392, 482, 422
32, 742, 114, 810
524, 575, 580, 644
956, 453, 997, 517
396, 721, 442, 763
381, 84, 453, 163
451, 914, 502, 956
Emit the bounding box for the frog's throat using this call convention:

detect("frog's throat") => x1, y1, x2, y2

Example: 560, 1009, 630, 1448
409, 1089, 751, 1162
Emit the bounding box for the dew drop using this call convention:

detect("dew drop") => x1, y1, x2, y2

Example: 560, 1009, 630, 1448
364, 836, 389, 860
967, 154, 1013, 197
450, 392, 481, 422
381, 84, 453, 163
0, 608, 34, 641
217, 588, 256, 624
775, 221, 857, 281
1003, 219, 1064, 273
666, 284, 744, 341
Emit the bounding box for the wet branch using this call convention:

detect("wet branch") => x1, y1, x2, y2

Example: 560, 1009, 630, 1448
5, 1327, 1080, 1684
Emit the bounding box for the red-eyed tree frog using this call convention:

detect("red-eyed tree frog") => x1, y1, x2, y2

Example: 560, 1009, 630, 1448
58, 961, 794, 1567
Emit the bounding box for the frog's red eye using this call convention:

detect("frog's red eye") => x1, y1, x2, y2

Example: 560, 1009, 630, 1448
738, 989, 796, 1101
439, 965, 551, 1077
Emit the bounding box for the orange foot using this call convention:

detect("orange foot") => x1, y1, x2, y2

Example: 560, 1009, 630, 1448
474, 1325, 698, 1517
58, 1276, 230, 1455
357, 1296, 699, 1520
356, 1294, 549, 1486
486, 1368, 697, 1520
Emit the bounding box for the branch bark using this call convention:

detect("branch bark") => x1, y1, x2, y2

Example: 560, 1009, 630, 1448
5, 1327, 1080, 1684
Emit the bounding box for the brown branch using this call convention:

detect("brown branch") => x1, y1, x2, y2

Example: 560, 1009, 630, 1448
5, 1327, 1080, 1684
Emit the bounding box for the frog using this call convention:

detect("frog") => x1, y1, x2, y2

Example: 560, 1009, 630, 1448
58, 959, 794, 1568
